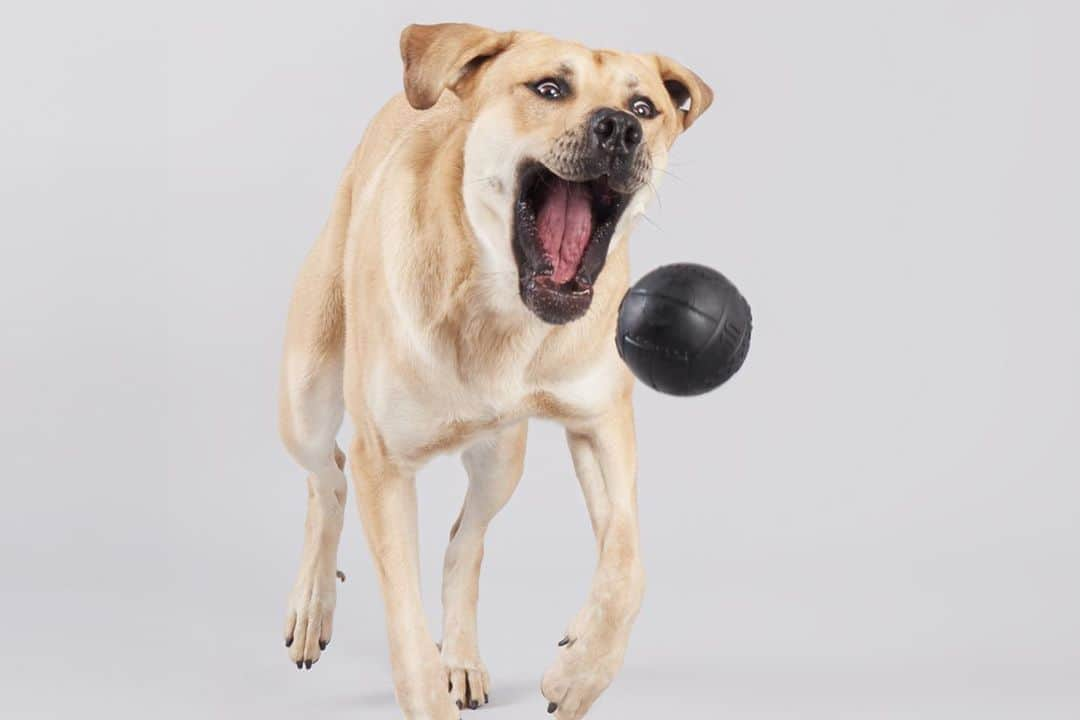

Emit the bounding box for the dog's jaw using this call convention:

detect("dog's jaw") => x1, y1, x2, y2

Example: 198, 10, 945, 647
511, 161, 633, 324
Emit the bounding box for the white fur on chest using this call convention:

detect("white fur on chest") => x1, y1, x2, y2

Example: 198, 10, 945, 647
367, 339, 620, 462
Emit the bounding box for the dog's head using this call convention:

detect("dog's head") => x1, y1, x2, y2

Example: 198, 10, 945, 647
401, 23, 713, 324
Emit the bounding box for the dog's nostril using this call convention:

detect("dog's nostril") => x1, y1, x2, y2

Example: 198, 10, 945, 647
595, 118, 615, 140
624, 124, 642, 148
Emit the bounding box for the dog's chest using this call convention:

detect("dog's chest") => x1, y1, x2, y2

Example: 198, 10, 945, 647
369, 354, 616, 464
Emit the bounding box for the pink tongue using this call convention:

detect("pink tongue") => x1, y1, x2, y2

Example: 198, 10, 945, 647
536, 179, 593, 284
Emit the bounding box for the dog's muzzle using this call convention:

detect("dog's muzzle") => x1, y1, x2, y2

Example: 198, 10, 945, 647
509, 108, 652, 325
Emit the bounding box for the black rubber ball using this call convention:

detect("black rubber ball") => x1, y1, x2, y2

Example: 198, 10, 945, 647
616, 263, 752, 396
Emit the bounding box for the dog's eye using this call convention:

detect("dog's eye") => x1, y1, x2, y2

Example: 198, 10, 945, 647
630, 97, 657, 118
533, 79, 565, 100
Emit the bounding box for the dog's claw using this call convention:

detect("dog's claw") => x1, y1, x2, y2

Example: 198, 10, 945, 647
336, 569, 346, 583
485, 693, 489, 704
456, 700, 464, 710
558, 636, 570, 647
296, 661, 303, 669
285, 637, 293, 648
548, 701, 558, 713
469, 700, 479, 709
304, 659, 312, 670
319, 639, 327, 651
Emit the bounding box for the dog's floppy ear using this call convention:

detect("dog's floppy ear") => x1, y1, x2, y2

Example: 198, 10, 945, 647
400, 23, 514, 110
652, 55, 714, 131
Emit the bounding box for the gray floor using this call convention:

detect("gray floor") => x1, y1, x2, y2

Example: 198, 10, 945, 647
5, 427, 1079, 719
6, 563, 1079, 719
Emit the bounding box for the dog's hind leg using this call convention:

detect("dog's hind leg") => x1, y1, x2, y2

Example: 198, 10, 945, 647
441, 421, 528, 710
279, 345, 346, 669
278, 183, 350, 669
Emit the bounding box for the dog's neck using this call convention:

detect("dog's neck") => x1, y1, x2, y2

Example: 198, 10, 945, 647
398, 116, 519, 317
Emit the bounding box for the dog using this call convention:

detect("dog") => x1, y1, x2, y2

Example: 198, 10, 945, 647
279, 23, 711, 719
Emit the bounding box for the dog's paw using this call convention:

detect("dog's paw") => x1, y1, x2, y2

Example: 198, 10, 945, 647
443, 649, 490, 711
540, 631, 625, 720
283, 566, 340, 669
397, 650, 464, 720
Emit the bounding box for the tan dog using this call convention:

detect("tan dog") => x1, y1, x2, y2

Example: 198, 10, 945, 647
279, 23, 711, 719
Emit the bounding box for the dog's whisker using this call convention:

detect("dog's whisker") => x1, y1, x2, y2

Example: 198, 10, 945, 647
652, 167, 683, 182
646, 180, 663, 210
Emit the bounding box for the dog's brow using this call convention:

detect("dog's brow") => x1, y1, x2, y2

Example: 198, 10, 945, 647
557, 61, 574, 77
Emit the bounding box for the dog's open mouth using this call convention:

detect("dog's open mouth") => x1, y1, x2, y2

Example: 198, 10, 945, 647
512, 161, 632, 324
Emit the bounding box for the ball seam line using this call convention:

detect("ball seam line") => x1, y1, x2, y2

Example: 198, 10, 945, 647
627, 288, 724, 325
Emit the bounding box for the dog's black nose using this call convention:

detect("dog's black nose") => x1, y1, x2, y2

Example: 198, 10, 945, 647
590, 108, 643, 157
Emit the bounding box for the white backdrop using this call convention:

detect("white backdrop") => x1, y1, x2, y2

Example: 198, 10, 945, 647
2, 2, 1078, 718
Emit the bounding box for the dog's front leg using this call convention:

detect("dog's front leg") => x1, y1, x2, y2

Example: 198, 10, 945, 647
351, 431, 458, 720
543, 394, 645, 719
441, 421, 528, 710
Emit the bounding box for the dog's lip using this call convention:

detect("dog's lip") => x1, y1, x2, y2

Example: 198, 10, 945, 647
518, 159, 637, 194
527, 161, 606, 186
532, 273, 592, 294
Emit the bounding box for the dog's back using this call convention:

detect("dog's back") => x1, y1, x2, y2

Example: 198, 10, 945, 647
280, 89, 465, 392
